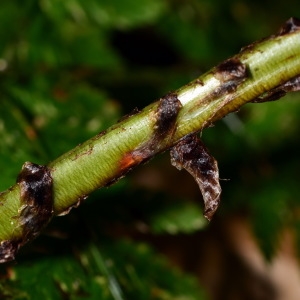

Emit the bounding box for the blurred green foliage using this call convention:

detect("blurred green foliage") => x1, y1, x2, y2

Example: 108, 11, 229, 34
2, 240, 206, 300
1, 0, 300, 299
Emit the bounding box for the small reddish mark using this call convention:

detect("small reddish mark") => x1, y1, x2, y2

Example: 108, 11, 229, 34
119, 152, 144, 171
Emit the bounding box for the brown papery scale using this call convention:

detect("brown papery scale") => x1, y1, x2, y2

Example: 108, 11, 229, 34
215, 58, 247, 82
211, 58, 248, 97
17, 162, 54, 237
170, 134, 221, 221
0, 162, 54, 263
277, 17, 300, 36
154, 92, 182, 140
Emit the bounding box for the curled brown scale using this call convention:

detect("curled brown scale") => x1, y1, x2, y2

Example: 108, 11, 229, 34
277, 17, 300, 36
170, 134, 221, 221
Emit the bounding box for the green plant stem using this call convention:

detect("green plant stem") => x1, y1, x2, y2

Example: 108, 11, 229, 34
1, 22, 300, 251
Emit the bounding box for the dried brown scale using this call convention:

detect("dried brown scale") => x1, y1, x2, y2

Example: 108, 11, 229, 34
0, 162, 54, 263
17, 162, 54, 235
197, 59, 248, 128
214, 59, 247, 96
154, 92, 182, 140
277, 17, 300, 36
281, 75, 300, 92
170, 134, 221, 221
215, 58, 247, 82
195, 59, 248, 109
0, 239, 21, 263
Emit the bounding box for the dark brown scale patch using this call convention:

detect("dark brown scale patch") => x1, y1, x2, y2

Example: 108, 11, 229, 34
215, 58, 247, 82
212, 58, 248, 99
0, 162, 54, 263
125, 92, 182, 159
281, 75, 300, 92
252, 90, 287, 103
277, 17, 300, 36
17, 162, 54, 238
0, 239, 22, 263
154, 92, 182, 139
170, 134, 221, 221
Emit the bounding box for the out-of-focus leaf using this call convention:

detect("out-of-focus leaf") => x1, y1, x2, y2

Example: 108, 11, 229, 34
0, 97, 46, 190
1, 240, 207, 300
158, 13, 213, 65
149, 202, 207, 235
83, 0, 167, 29
0, 78, 120, 190
242, 94, 300, 150
250, 185, 287, 260
1, 255, 111, 300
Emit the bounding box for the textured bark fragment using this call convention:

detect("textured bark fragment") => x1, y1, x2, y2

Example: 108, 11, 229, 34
215, 58, 247, 83
197, 58, 248, 128
252, 74, 300, 103
154, 92, 182, 140
17, 162, 54, 238
0, 239, 22, 263
213, 58, 247, 95
170, 134, 221, 221
277, 17, 300, 36
0, 162, 54, 263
